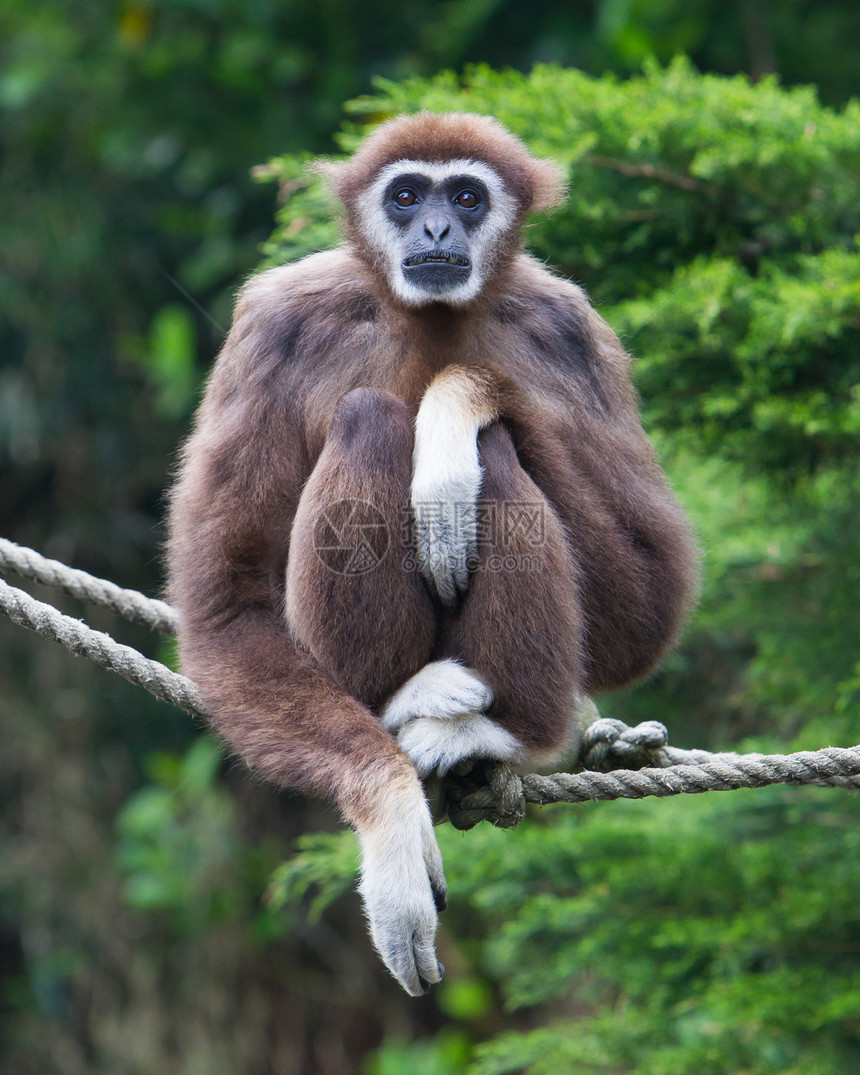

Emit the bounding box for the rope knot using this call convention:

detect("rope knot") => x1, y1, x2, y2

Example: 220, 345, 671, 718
581, 717, 669, 772
443, 761, 526, 831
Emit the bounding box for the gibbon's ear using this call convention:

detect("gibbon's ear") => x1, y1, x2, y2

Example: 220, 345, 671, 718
310, 159, 351, 207
526, 156, 567, 215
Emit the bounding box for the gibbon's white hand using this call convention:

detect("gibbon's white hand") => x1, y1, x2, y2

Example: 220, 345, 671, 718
411, 392, 483, 606
357, 794, 446, 995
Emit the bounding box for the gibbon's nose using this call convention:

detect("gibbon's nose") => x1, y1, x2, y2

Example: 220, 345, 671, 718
423, 214, 450, 242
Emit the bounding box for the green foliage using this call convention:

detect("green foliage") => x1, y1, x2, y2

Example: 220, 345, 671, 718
364, 1031, 471, 1075
115, 738, 266, 935
261, 63, 860, 1074
618, 248, 860, 474
255, 153, 343, 267
266, 831, 359, 924
4, 0, 860, 1068
437, 976, 495, 1022
455, 792, 860, 1074
263, 60, 860, 480
123, 303, 201, 420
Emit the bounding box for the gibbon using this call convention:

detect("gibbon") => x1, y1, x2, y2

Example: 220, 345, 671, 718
167, 112, 697, 995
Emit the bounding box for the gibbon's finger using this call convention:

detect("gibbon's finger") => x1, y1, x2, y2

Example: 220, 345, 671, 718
381, 659, 494, 732
414, 936, 445, 993
421, 815, 448, 912
421, 511, 478, 609
428, 556, 459, 609
452, 528, 476, 598
364, 882, 441, 996
412, 435, 483, 608
382, 902, 444, 996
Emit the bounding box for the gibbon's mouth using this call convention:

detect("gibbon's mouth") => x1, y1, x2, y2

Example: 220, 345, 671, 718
403, 251, 471, 268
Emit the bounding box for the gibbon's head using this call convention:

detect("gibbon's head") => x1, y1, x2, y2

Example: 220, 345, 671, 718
317, 112, 566, 308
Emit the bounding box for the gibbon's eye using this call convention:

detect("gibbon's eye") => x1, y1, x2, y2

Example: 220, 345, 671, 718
393, 189, 418, 208
454, 189, 479, 209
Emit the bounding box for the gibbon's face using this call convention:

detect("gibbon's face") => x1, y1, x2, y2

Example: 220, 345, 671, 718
358, 159, 517, 307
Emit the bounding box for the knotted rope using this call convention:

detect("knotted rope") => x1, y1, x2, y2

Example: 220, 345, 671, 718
2, 537, 859, 830
443, 742, 860, 830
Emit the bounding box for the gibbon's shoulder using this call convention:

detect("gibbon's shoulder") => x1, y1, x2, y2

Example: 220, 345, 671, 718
494, 255, 598, 350
507, 254, 594, 317
205, 248, 377, 398
496, 255, 632, 393
232, 247, 376, 335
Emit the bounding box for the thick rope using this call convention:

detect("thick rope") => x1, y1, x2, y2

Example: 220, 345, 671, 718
579, 716, 788, 771
0, 538, 178, 633
2, 539, 859, 829
443, 748, 860, 829
0, 577, 203, 717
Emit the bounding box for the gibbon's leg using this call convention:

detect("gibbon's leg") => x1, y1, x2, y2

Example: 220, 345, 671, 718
286, 387, 436, 711
388, 422, 586, 775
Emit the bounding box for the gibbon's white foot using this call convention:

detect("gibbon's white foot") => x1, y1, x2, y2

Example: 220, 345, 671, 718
356, 792, 446, 995
398, 712, 524, 777
382, 660, 522, 776
381, 659, 494, 732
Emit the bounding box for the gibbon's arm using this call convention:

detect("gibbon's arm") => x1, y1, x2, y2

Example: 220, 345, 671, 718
167, 316, 445, 997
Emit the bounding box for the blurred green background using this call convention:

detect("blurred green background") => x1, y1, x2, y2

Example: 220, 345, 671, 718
2, 3, 859, 1073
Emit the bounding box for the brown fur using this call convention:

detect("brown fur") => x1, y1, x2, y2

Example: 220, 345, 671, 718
423, 363, 504, 425
319, 112, 565, 218
166, 117, 698, 829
